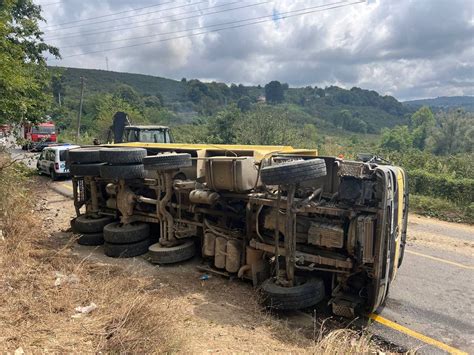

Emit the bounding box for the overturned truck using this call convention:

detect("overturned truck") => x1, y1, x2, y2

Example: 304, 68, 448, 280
68, 143, 408, 317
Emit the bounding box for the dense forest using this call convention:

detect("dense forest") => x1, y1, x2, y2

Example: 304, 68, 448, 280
49, 66, 410, 136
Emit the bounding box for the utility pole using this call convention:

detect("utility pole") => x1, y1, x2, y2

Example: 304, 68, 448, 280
76, 76, 85, 143
105, 56, 109, 71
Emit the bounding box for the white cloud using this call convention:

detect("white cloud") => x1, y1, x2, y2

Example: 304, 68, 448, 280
41, 0, 474, 100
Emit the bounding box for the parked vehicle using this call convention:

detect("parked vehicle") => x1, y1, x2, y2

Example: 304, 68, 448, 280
22, 121, 57, 151
37, 144, 80, 180
68, 143, 408, 317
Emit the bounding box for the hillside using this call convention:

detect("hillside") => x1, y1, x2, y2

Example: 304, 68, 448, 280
403, 96, 474, 112
50, 66, 410, 134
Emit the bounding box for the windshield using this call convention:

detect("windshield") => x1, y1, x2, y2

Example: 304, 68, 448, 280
59, 150, 68, 161
32, 126, 55, 134
139, 130, 167, 143
125, 129, 169, 143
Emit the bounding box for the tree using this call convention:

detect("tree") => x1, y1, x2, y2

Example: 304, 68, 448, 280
113, 84, 141, 107
207, 105, 241, 144
428, 110, 474, 155
235, 106, 297, 145
410, 106, 435, 150
0, 0, 60, 124
264, 81, 284, 104
380, 126, 413, 152
237, 96, 251, 112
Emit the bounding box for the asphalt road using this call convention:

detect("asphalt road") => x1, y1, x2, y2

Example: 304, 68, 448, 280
6, 148, 474, 354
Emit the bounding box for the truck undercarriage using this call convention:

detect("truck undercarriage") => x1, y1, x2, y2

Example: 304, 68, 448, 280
68, 144, 408, 316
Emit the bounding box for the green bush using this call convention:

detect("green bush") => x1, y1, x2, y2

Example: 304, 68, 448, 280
410, 195, 472, 224
408, 170, 474, 205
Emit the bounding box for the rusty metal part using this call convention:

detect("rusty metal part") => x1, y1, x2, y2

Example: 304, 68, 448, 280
203, 232, 216, 257
249, 239, 353, 269
214, 237, 227, 269
307, 222, 344, 248
106, 197, 117, 209
116, 181, 136, 224
158, 171, 177, 246
106, 183, 117, 196
225, 239, 242, 273
285, 184, 296, 286
86, 176, 99, 214
189, 189, 220, 205
274, 187, 281, 278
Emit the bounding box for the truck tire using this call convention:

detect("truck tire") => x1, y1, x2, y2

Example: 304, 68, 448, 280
260, 277, 325, 310
261, 159, 326, 186
104, 238, 150, 258
70, 163, 104, 176
74, 214, 114, 234
99, 148, 147, 164
77, 232, 104, 246
100, 164, 145, 179
68, 147, 102, 163
103, 222, 150, 244
143, 153, 192, 170
148, 240, 195, 264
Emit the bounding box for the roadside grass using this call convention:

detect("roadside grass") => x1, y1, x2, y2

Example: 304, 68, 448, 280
0, 154, 379, 353
410, 194, 473, 224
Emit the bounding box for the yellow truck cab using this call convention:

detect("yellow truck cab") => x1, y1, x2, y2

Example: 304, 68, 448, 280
68, 143, 408, 316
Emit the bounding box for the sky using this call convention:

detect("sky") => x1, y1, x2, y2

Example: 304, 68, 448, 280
38, 0, 474, 101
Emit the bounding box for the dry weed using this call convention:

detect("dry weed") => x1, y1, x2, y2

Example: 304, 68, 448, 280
0, 157, 179, 352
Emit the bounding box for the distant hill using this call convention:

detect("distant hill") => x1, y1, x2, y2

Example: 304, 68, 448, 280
403, 96, 474, 112
50, 66, 411, 133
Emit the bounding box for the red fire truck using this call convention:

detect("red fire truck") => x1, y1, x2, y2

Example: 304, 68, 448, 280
21, 122, 57, 151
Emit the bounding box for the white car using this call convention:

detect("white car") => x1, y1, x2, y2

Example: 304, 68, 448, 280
37, 145, 80, 180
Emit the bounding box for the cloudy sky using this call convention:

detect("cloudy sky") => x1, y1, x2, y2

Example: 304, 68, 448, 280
39, 0, 473, 100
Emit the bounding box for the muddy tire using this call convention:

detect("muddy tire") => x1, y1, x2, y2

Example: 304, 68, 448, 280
143, 153, 192, 170
104, 238, 150, 258
99, 148, 147, 165
261, 277, 325, 310
77, 232, 104, 246
103, 222, 150, 244
261, 159, 327, 186
74, 214, 114, 234
70, 163, 104, 176
100, 164, 145, 179
148, 240, 195, 264
67, 147, 102, 163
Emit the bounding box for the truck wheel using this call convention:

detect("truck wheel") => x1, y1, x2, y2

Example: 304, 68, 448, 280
77, 232, 104, 246
68, 147, 102, 163
103, 222, 150, 244
260, 277, 325, 310
261, 159, 326, 186
143, 153, 192, 170
99, 148, 147, 164
147, 240, 195, 264
70, 163, 104, 176
99, 164, 145, 179
74, 214, 114, 234
104, 238, 150, 258
50, 169, 58, 181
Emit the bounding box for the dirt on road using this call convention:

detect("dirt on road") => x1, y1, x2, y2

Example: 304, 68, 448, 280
407, 214, 474, 257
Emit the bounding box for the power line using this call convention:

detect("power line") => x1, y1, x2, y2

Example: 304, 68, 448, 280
59, 1, 341, 49
58, 0, 364, 59
43, 0, 178, 29
49, 1, 268, 43
44, 1, 246, 39
43, 0, 205, 33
